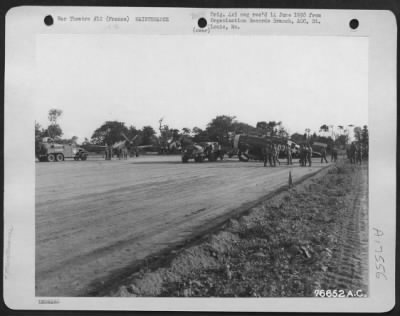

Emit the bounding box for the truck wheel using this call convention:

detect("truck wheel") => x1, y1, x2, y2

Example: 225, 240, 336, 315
56, 153, 64, 162
238, 152, 249, 162
208, 153, 216, 162
80, 153, 87, 161
47, 154, 55, 162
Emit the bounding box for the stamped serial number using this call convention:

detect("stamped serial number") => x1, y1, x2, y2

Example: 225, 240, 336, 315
314, 289, 366, 298
373, 227, 387, 280
38, 299, 60, 304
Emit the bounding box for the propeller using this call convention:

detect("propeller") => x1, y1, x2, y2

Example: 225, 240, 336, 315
121, 132, 139, 144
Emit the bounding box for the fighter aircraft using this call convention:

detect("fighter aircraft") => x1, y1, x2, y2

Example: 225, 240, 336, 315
232, 134, 289, 162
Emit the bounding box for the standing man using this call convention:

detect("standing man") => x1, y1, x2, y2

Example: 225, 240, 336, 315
299, 145, 306, 166
320, 146, 328, 163
286, 144, 292, 165
263, 145, 268, 167
306, 144, 312, 167
104, 142, 109, 160
349, 143, 356, 164
331, 146, 338, 163
266, 143, 274, 167
273, 144, 281, 166
356, 143, 363, 164
270, 144, 276, 167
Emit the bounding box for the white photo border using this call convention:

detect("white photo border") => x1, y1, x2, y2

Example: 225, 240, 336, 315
3, 6, 397, 312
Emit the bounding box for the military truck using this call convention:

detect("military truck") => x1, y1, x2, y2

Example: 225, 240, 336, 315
181, 144, 206, 163
36, 138, 89, 162
199, 142, 224, 161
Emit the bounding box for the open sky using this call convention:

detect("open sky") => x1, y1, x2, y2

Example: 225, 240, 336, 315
35, 34, 368, 142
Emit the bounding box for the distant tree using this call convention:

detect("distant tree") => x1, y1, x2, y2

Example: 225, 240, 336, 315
45, 108, 63, 138
46, 124, 63, 139
361, 125, 369, 158
170, 129, 180, 140
267, 121, 281, 136
354, 126, 362, 142
192, 126, 203, 135
256, 121, 268, 130
206, 115, 237, 141
232, 121, 256, 135
256, 121, 283, 136
277, 126, 289, 138
335, 134, 348, 148
361, 125, 369, 147
91, 121, 129, 145
48, 108, 63, 125
182, 127, 191, 135
35, 122, 45, 156
192, 127, 209, 143
141, 125, 157, 145
35, 122, 44, 138
319, 124, 329, 133
311, 132, 317, 141
305, 128, 311, 139
290, 133, 306, 144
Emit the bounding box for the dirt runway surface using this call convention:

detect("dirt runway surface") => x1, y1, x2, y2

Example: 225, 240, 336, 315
36, 155, 329, 296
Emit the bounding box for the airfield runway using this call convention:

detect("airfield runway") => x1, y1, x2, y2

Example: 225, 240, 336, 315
36, 155, 329, 296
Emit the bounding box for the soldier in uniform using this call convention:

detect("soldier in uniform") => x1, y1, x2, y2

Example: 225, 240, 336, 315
273, 144, 281, 166
349, 143, 356, 164
331, 146, 338, 162
108, 144, 113, 160
300, 144, 306, 166
270, 144, 276, 167
262, 145, 268, 167
286, 144, 292, 165
299, 145, 304, 166
306, 145, 312, 167
320, 146, 328, 163
105, 142, 109, 160
356, 143, 362, 164
265, 143, 274, 167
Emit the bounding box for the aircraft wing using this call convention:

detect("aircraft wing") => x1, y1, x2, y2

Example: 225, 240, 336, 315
112, 141, 126, 149
136, 145, 155, 149
81, 144, 107, 149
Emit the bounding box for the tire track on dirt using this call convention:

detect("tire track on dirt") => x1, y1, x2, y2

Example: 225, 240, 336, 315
321, 165, 368, 294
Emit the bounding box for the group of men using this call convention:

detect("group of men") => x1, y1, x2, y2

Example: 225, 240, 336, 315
104, 143, 113, 160
348, 142, 363, 164
263, 143, 338, 168
262, 143, 281, 167
298, 144, 313, 167
104, 144, 130, 160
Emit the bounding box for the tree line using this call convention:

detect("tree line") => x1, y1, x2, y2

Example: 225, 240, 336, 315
35, 109, 368, 151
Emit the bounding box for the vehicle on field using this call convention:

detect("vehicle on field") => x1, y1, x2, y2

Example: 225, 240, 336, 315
311, 141, 327, 157
181, 144, 206, 162
181, 141, 224, 163
36, 137, 89, 162
232, 134, 288, 162
295, 140, 325, 157
199, 142, 225, 161
286, 140, 301, 158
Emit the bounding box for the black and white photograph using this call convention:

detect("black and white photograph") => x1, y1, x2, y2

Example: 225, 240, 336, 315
3, 6, 396, 312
